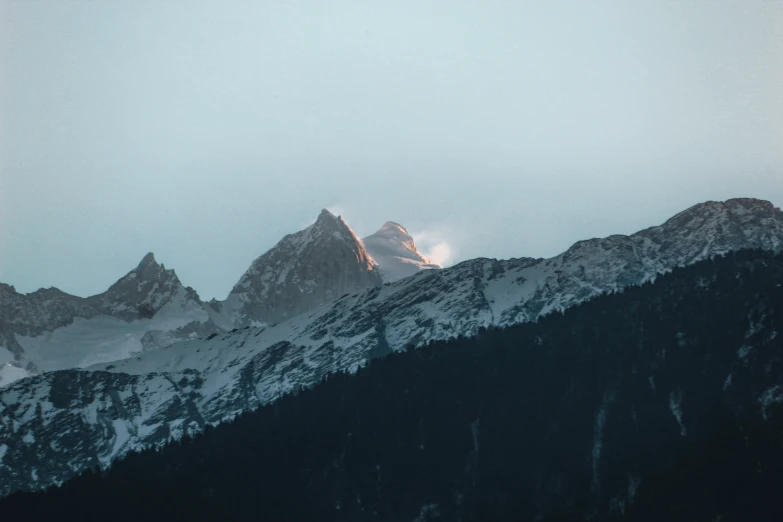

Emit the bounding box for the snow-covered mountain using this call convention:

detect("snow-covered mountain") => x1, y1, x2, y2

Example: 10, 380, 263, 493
1, 197, 782, 496
1, 209, 388, 387
361, 221, 441, 282
208, 209, 383, 328
4, 250, 782, 521
0, 253, 216, 387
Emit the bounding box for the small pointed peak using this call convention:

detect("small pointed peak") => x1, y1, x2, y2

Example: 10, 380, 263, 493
138, 252, 158, 268
380, 221, 408, 233
312, 208, 348, 231
318, 208, 338, 220
367, 221, 412, 239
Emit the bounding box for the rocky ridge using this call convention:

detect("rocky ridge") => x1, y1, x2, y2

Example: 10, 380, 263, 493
1, 198, 782, 496
0, 254, 212, 386
1, 210, 393, 386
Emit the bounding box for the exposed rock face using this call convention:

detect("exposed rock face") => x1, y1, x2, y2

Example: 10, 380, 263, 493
1, 253, 194, 339
97, 253, 193, 320
1, 198, 782, 496
0, 284, 94, 347
361, 221, 440, 282
213, 209, 383, 327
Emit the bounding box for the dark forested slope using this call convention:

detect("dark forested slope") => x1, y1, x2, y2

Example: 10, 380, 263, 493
2, 250, 783, 522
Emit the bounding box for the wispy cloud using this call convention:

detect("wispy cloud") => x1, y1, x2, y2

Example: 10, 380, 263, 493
412, 229, 457, 267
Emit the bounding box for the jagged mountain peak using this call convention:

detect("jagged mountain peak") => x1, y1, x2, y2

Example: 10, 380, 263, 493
302, 208, 366, 248
312, 209, 357, 235
364, 221, 420, 259
99, 254, 190, 319
317, 208, 338, 221
127, 252, 173, 284
138, 252, 158, 268
377, 221, 409, 234
362, 221, 440, 283
220, 210, 382, 327
370, 222, 419, 249
111, 253, 177, 286
0, 252, 214, 387
3, 199, 783, 494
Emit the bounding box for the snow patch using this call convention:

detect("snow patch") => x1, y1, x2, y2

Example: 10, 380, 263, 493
470, 418, 480, 453
82, 402, 99, 425
0, 347, 14, 365
628, 475, 641, 503
745, 311, 766, 339
669, 390, 687, 436
107, 420, 131, 463
412, 503, 440, 522
0, 364, 32, 388
17, 287, 209, 372
676, 332, 687, 347
760, 386, 783, 421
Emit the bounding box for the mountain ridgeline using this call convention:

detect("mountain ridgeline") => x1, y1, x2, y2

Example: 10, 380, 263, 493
1, 198, 783, 497
0, 209, 438, 387
0, 253, 212, 384
2, 249, 782, 521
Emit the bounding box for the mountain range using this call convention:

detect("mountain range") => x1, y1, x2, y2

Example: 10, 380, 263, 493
0, 197, 782, 497
0, 210, 439, 387
2, 249, 782, 521
0, 254, 211, 386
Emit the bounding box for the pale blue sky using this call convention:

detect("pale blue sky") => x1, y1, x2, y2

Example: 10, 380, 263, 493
1, 0, 781, 300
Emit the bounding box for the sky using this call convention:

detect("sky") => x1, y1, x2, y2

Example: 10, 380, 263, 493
1, 0, 781, 301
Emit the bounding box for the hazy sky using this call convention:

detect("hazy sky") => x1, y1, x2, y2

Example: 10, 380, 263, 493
1, 0, 781, 300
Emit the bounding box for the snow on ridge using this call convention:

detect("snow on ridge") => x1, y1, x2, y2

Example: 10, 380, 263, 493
2, 197, 783, 495
90, 197, 783, 387
4, 286, 212, 386
0, 251, 216, 387
362, 220, 441, 283
0, 364, 32, 388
